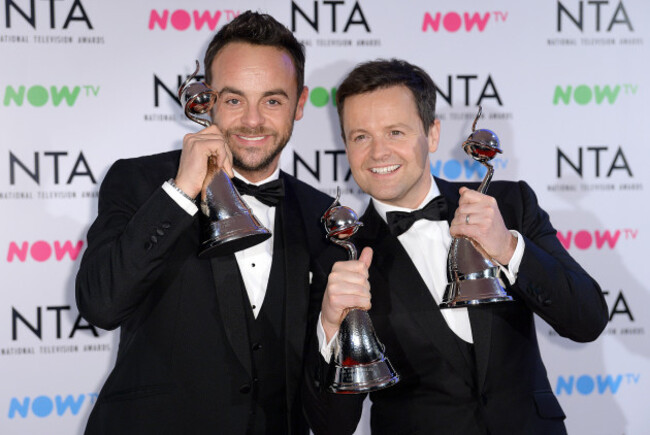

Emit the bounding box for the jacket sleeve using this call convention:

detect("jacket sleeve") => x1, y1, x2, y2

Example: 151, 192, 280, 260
509, 180, 608, 342
75, 158, 196, 330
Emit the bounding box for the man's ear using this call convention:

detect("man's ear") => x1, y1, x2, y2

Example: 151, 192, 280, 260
427, 119, 441, 153
294, 86, 309, 121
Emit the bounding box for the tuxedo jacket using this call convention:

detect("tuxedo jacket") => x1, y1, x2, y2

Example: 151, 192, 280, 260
303, 177, 608, 435
75, 150, 335, 434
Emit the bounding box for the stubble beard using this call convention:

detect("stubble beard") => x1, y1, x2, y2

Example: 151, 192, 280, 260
227, 124, 294, 174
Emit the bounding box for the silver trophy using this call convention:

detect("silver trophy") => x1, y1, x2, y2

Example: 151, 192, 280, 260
321, 188, 399, 393
178, 60, 271, 257
440, 106, 514, 308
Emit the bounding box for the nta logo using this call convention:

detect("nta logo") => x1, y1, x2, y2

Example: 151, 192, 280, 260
12, 305, 99, 340
557, 228, 637, 250
553, 84, 637, 105
9, 151, 97, 185
148, 9, 239, 31
556, 146, 632, 178
7, 240, 84, 262
3, 0, 92, 29
291, 1, 370, 33
422, 11, 507, 32
3, 85, 100, 107
9, 393, 97, 418
307, 75, 502, 108
556, 373, 639, 395
557, 1, 633, 32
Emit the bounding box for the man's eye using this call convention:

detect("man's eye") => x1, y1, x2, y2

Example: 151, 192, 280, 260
267, 99, 280, 106
353, 135, 366, 142
390, 130, 403, 136
225, 98, 240, 105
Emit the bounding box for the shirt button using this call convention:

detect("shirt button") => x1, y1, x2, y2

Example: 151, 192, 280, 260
252, 343, 262, 351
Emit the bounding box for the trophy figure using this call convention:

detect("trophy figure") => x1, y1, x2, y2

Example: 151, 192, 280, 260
178, 60, 271, 257
440, 106, 514, 308
321, 188, 399, 393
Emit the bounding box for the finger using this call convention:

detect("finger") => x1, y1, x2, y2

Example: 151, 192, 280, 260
198, 124, 222, 135
358, 247, 373, 269
458, 188, 486, 205
328, 292, 372, 312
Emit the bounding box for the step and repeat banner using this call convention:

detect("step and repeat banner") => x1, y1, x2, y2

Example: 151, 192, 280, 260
1, 1, 648, 434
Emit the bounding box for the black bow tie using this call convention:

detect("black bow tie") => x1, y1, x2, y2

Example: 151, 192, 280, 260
231, 177, 285, 207
386, 195, 448, 236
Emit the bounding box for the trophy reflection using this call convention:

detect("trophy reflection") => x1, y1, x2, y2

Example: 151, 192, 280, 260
321, 188, 399, 393
440, 106, 514, 308
178, 60, 271, 257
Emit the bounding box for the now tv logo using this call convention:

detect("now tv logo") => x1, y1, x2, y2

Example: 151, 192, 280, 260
9, 393, 96, 419
556, 373, 639, 396
7, 241, 84, 262
148, 9, 239, 30
557, 229, 637, 250
422, 11, 508, 32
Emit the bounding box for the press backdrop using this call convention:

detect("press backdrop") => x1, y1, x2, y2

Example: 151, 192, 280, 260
1, 1, 648, 434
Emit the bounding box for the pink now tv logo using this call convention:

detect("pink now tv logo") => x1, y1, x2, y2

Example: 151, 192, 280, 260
422, 11, 507, 32
7, 241, 84, 262
557, 229, 637, 250
148, 9, 239, 31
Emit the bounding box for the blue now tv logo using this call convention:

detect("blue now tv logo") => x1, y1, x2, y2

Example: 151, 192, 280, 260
8, 393, 96, 418
430, 158, 508, 180
555, 373, 639, 396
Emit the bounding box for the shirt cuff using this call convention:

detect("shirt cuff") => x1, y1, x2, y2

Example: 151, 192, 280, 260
317, 312, 338, 363
500, 230, 525, 285
162, 181, 198, 216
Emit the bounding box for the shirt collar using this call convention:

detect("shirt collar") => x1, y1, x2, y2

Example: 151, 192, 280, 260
372, 175, 441, 224
232, 167, 280, 186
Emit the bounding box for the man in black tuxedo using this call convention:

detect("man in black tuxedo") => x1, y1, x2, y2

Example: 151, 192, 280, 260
75, 11, 335, 434
303, 59, 609, 434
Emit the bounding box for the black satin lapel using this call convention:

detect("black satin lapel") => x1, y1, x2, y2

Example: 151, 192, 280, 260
209, 254, 252, 376
468, 305, 492, 391
360, 204, 473, 384
279, 179, 311, 407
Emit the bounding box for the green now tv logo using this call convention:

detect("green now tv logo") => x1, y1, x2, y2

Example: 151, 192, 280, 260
3, 85, 100, 107
553, 84, 637, 105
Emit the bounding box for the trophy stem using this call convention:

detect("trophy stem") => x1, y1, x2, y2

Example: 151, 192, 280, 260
329, 238, 357, 261
477, 162, 494, 195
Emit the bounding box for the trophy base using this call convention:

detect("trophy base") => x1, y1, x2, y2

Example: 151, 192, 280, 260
199, 214, 271, 257
439, 276, 513, 308
327, 357, 400, 394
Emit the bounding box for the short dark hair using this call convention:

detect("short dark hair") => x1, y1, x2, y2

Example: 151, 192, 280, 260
203, 11, 305, 96
335, 59, 437, 140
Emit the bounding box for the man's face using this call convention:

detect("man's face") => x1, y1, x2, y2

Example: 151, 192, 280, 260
342, 85, 440, 209
210, 42, 308, 181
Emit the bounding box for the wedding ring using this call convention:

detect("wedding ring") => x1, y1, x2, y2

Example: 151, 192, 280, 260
465, 214, 470, 225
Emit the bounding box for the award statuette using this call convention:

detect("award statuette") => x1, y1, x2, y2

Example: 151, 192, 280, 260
440, 106, 514, 308
177, 60, 271, 257
321, 188, 399, 393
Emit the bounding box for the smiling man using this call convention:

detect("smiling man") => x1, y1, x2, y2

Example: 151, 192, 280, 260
76, 12, 335, 435
302, 59, 608, 435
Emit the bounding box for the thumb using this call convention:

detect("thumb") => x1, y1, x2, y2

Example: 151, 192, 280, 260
358, 246, 373, 269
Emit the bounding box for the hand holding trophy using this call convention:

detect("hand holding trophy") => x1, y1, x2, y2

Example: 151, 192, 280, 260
440, 106, 514, 308
321, 188, 399, 393
177, 61, 271, 257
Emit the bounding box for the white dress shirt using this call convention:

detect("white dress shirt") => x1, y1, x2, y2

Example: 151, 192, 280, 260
163, 168, 279, 319
318, 176, 525, 361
